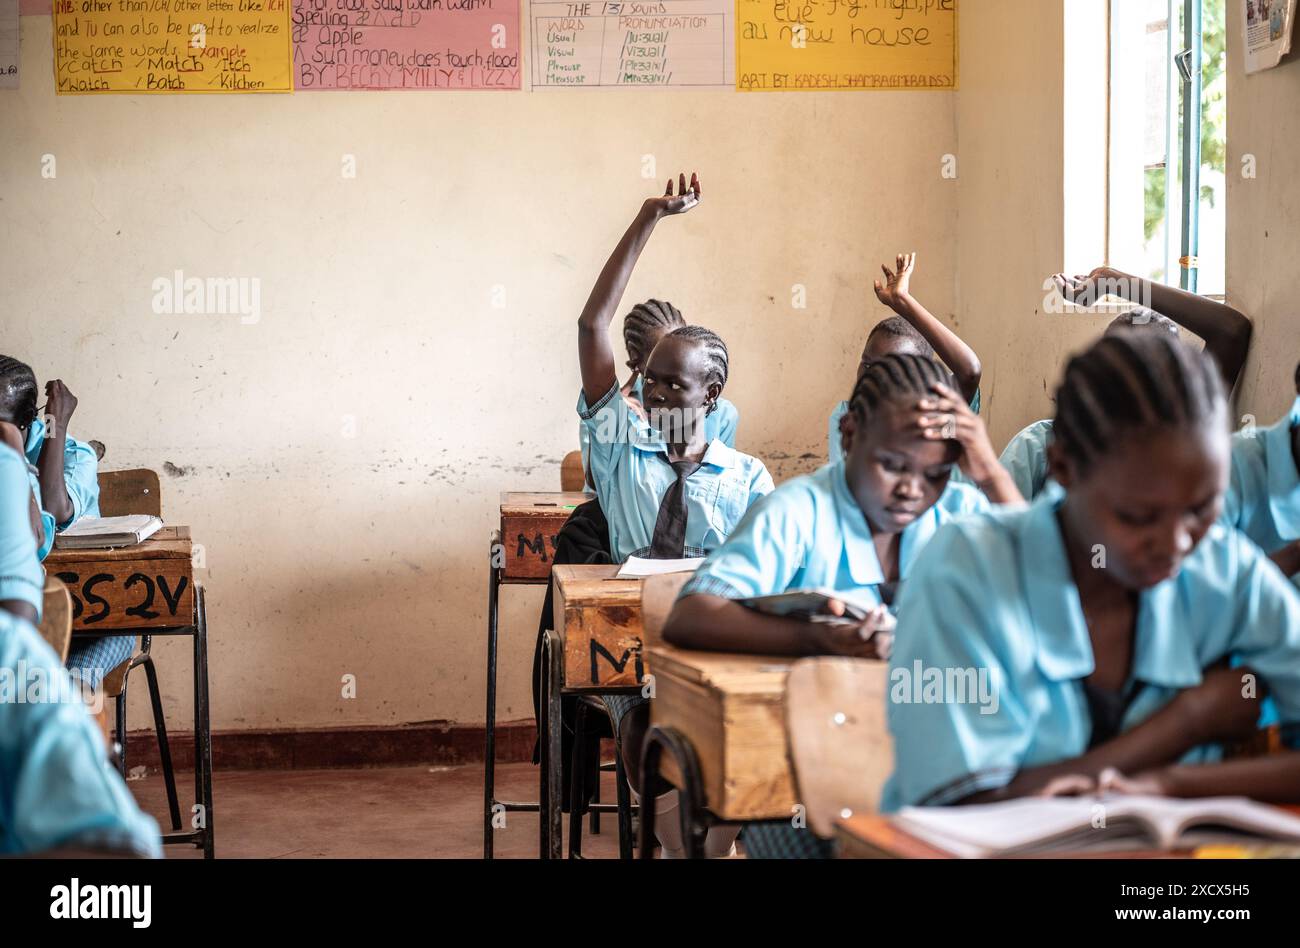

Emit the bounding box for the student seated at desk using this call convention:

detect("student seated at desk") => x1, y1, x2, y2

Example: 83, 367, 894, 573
533, 174, 774, 836
579, 298, 739, 487
664, 353, 1022, 857
0, 424, 161, 857
0, 356, 131, 690
998, 267, 1253, 500
885, 331, 1300, 814
828, 253, 982, 463
1220, 360, 1300, 588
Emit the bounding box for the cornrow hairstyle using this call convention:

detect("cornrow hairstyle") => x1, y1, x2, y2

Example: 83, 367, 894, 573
1053, 330, 1226, 477
623, 299, 685, 364
848, 353, 954, 424
866, 316, 936, 361
0, 355, 38, 430
1105, 306, 1180, 338
668, 325, 729, 409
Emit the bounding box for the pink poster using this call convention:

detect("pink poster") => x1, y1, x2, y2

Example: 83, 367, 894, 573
19, 0, 46, 15
292, 0, 519, 89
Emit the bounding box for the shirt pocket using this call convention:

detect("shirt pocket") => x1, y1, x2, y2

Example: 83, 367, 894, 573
709, 477, 751, 537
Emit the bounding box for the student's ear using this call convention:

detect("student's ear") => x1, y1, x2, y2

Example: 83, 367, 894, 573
1046, 439, 1075, 490
839, 411, 857, 457
705, 381, 722, 415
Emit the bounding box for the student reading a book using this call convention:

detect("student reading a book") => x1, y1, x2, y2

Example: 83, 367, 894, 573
0, 356, 131, 689
828, 253, 983, 463
885, 331, 1300, 814
533, 175, 774, 842
0, 425, 161, 856
999, 268, 1253, 500
662, 353, 1023, 857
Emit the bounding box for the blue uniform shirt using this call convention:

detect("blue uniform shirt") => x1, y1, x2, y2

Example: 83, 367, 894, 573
1222, 396, 1300, 590
883, 493, 1300, 812
0, 445, 45, 616
581, 379, 738, 482
24, 417, 101, 531
681, 460, 991, 609
0, 611, 161, 856
998, 418, 1056, 501
578, 383, 773, 562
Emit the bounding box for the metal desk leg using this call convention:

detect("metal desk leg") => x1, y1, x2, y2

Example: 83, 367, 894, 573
639, 725, 708, 860
539, 629, 563, 859
483, 537, 501, 860
195, 585, 214, 859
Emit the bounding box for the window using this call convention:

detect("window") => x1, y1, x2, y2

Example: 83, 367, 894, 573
1109, 0, 1226, 296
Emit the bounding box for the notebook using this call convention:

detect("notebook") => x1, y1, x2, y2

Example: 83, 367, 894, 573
53, 515, 164, 550
892, 795, 1300, 857
615, 556, 704, 579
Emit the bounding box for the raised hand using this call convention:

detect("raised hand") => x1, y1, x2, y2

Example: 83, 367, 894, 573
44, 379, 78, 440
644, 172, 701, 219
874, 253, 916, 310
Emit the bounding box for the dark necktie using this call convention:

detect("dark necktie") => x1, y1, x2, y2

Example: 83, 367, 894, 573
649, 457, 702, 559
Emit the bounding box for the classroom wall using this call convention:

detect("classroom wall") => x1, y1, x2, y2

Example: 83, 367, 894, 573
1, 15, 958, 732
1226, 2, 1300, 423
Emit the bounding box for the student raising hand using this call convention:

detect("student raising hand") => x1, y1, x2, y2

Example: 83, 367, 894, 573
576, 173, 701, 407
917, 382, 1023, 505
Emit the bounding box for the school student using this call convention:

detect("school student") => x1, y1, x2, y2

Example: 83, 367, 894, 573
0, 356, 130, 691
534, 175, 774, 833
998, 267, 1253, 500
1220, 361, 1300, 587
885, 331, 1300, 813
828, 253, 982, 462
0, 426, 161, 857
662, 354, 1022, 857
580, 298, 739, 486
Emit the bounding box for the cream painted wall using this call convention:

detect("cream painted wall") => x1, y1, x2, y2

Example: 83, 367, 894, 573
1, 16, 958, 730
1227, 2, 1300, 423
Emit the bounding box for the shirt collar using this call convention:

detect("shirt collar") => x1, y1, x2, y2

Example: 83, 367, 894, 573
631, 432, 734, 471
1264, 396, 1300, 540
1018, 492, 1201, 688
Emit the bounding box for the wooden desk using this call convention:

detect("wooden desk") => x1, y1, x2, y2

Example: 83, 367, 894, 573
45, 526, 195, 634
499, 492, 594, 582
647, 641, 795, 822
550, 564, 646, 690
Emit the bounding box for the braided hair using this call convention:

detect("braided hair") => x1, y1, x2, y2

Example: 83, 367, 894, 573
1053, 330, 1225, 478
667, 326, 729, 413
848, 353, 953, 424
0, 355, 38, 430
623, 299, 685, 367
1105, 305, 1180, 338
865, 317, 936, 361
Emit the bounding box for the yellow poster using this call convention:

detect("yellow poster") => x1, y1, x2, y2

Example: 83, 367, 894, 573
736, 0, 957, 91
53, 0, 293, 94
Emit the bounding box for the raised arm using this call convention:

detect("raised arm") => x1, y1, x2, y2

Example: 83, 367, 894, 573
36, 380, 77, 527
875, 253, 982, 405
578, 173, 700, 406
1061, 267, 1253, 391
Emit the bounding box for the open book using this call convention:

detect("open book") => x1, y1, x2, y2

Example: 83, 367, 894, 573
53, 515, 164, 550
893, 795, 1300, 857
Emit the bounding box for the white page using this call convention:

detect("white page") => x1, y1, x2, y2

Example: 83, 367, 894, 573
616, 556, 703, 578
57, 515, 162, 538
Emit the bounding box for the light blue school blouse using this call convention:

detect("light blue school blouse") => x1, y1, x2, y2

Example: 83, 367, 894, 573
1223, 395, 1300, 589
998, 418, 1056, 501
578, 383, 772, 563
882, 493, 1300, 812
828, 389, 982, 464
25, 417, 101, 531
0, 611, 161, 856
580, 379, 738, 481
681, 460, 990, 608
0, 446, 45, 616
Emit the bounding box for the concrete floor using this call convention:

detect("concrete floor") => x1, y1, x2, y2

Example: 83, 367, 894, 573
127, 762, 626, 859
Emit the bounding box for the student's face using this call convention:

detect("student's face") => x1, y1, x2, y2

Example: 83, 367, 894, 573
841, 401, 959, 535
1051, 425, 1229, 590
627, 328, 671, 377
856, 334, 928, 382
642, 336, 720, 443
